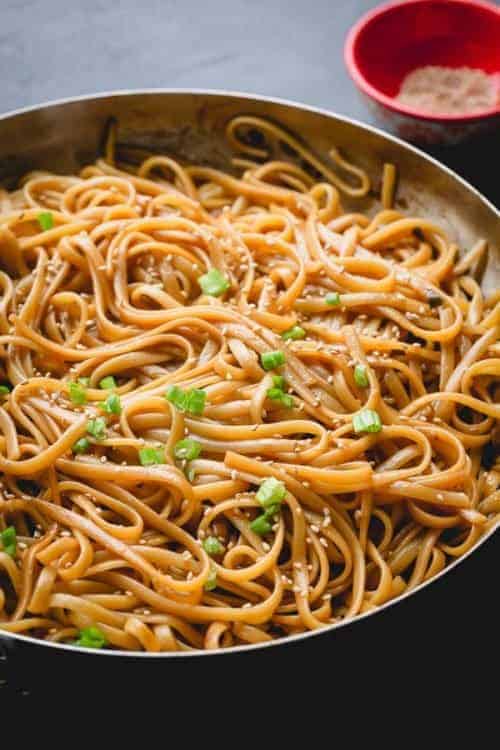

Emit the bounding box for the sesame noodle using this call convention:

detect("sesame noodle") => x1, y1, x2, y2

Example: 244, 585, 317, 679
0, 116, 498, 652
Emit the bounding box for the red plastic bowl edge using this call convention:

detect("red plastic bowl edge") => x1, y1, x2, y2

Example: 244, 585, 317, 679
344, 0, 500, 124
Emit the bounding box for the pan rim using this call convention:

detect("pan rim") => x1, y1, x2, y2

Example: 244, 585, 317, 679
0, 87, 498, 658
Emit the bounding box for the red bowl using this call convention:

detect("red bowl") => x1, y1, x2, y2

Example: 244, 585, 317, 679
344, 0, 500, 144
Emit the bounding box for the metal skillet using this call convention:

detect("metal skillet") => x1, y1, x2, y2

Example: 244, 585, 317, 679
0, 90, 498, 693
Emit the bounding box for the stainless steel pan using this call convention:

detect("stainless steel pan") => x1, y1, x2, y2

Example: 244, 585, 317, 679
0, 90, 498, 693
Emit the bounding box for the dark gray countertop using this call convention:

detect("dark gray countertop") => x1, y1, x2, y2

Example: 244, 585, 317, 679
2, 0, 371, 119
3, 0, 499, 201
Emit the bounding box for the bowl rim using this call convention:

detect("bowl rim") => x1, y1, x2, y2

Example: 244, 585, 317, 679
0, 87, 498, 658
344, 0, 500, 124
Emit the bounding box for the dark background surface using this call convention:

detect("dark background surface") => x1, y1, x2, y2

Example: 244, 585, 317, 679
1, 0, 499, 711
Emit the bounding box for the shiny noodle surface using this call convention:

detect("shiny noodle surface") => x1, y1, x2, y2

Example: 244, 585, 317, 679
0, 116, 498, 652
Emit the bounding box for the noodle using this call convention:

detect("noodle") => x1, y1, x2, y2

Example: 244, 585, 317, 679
0, 116, 498, 652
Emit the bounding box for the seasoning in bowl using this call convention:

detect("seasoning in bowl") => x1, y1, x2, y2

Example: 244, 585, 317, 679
396, 66, 499, 116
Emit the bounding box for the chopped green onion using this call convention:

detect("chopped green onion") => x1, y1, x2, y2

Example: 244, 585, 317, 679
198, 269, 230, 297
0, 526, 16, 557
266, 387, 294, 408
99, 376, 117, 390
325, 292, 341, 306
250, 500, 281, 536
265, 504, 281, 518
0, 385, 10, 397
139, 446, 165, 466
165, 385, 185, 410
352, 409, 382, 434
260, 350, 286, 371
75, 626, 107, 649
86, 417, 107, 440
37, 212, 54, 231
256, 477, 286, 509
78, 377, 90, 387
72, 437, 90, 454
202, 536, 224, 556
101, 392, 122, 415
354, 364, 369, 388
272, 375, 285, 389
184, 389, 206, 415
204, 565, 218, 591
165, 385, 206, 415
282, 325, 306, 341
250, 514, 272, 536
174, 438, 202, 461
68, 381, 87, 405
426, 291, 442, 308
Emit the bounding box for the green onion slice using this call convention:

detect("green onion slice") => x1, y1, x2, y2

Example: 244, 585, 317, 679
256, 477, 286, 508
139, 446, 165, 466
72, 437, 90, 454
281, 325, 306, 341
354, 364, 369, 388
202, 536, 224, 555
325, 292, 341, 306
352, 409, 382, 434
165, 386, 206, 415
86, 417, 107, 440
68, 381, 87, 405
101, 392, 121, 415
260, 350, 286, 371
250, 514, 272, 536
0, 526, 16, 557
75, 626, 107, 649
198, 269, 230, 297
37, 212, 54, 231
204, 565, 218, 591
266, 387, 294, 408
174, 438, 202, 461
99, 376, 117, 390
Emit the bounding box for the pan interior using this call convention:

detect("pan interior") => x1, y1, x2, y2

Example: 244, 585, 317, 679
0, 91, 498, 291
0, 90, 498, 658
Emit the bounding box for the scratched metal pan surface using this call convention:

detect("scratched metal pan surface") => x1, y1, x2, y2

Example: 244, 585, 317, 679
0, 90, 498, 673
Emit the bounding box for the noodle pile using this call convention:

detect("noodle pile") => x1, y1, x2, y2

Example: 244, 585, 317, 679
0, 116, 498, 652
